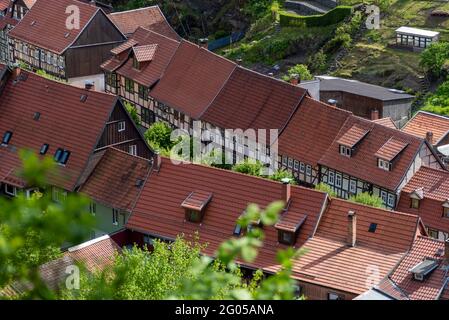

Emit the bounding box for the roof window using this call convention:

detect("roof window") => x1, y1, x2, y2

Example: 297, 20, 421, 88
2, 131, 12, 145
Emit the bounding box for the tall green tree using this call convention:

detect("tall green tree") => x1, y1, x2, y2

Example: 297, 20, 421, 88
420, 42, 449, 77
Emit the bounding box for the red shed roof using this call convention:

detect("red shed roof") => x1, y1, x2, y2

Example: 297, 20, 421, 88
402, 111, 449, 145
79, 148, 151, 212
0, 67, 118, 191
150, 40, 236, 119
378, 236, 449, 300
8, 0, 101, 54
108, 6, 179, 40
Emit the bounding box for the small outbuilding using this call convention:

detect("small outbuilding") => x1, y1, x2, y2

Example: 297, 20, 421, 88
395, 26, 440, 50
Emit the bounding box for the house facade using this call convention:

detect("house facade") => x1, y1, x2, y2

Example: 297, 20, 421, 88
0, 64, 153, 237
7, 0, 126, 90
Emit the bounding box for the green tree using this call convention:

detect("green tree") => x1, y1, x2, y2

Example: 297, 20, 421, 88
314, 183, 337, 197
307, 49, 327, 73
0, 150, 95, 299
283, 64, 313, 82
144, 121, 174, 152
422, 78, 449, 115
420, 42, 449, 77
348, 192, 385, 209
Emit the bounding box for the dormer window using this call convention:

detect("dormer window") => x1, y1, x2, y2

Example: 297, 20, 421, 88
409, 258, 439, 281
409, 188, 424, 209
275, 214, 307, 246
443, 200, 449, 218
181, 191, 213, 223
377, 158, 391, 171
339, 145, 352, 157
2, 131, 12, 145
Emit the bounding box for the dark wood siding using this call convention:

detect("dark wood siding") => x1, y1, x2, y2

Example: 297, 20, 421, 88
96, 102, 152, 159
320, 91, 384, 120
72, 11, 124, 46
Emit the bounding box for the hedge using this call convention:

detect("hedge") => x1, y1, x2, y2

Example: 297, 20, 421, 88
277, 6, 353, 28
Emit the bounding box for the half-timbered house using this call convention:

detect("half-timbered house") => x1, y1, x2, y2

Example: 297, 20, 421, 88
0, 64, 152, 235
7, 0, 126, 90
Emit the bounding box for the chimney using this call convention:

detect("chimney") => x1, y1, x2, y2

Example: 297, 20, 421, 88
426, 131, 434, 145
370, 109, 379, 121
281, 178, 292, 206
154, 152, 162, 172
290, 74, 299, 86
85, 80, 95, 91
199, 38, 209, 49
347, 210, 357, 247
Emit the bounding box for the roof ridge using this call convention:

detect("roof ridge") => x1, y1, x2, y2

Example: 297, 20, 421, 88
109, 5, 160, 15
136, 26, 181, 44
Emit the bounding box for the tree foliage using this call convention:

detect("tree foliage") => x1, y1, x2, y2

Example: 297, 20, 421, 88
144, 121, 175, 152
420, 42, 449, 77
124, 101, 141, 126
232, 161, 297, 184
348, 192, 385, 209
314, 183, 337, 197
283, 64, 313, 82
422, 77, 449, 115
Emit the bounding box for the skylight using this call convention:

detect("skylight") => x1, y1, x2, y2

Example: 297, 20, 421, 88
2, 131, 12, 145
40, 144, 49, 155
368, 223, 377, 233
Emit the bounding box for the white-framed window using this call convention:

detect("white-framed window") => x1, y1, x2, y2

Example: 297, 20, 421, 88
380, 191, 387, 204
443, 206, 449, 218
143, 235, 155, 246
349, 180, 357, 194
90, 202, 96, 216
52, 187, 67, 203
328, 292, 343, 300
129, 145, 137, 156
411, 198, 420, 209
335, 173, 342, 188
288, 158, 293, 168
300, 162, 305, 173
387, 194, 395, 207
306, 165, 312, 176
118, 121, 126, 132
46, 51, 52, 64
4, 184, 17, 197
282, 156, 288, 166
293, 160, 299, 171
328, 171, 335, 185
378, 158, 391, 171
112, 208, 119, 225
339, 145, 351, 157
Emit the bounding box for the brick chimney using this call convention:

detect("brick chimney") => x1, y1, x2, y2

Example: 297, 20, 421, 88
370, 109, 379, 121
199, 38, 209, 49
154, 152, 162, 172
426, 131, 434, 145
347, 210, 357, 247
85, 80, 95, 91
290, 74, 299, 86
281, 178, 292, 206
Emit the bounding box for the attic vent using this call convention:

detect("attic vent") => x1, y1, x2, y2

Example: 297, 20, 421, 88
409, 258, 439, 281
33, 112, 41, 121
80, 95, 88, 103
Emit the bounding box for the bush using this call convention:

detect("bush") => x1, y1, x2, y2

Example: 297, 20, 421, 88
124, 101, 141, 126
314, 183, 337, 197
307, 49, 327, 73
420, 42, 449, 77
422, 78, 449, 115
144, 122, 174, 151
284, 64, 313, 82
348, 192, 385, 208
278, 6, 353, 28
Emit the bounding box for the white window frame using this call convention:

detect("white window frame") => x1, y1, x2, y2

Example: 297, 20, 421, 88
293, 160, 299, 171
380, 191, 388, 204
112, 208, 119, 226
4, 184, 17, 197
306, 165, 312, 176
387, 194, 395, 207
328, 171, 335, 185
378, 158, 390, 171
349, 180, 357, 194
300, 162, 305, 173
118, 121, 126, 132
335, 173, 342, 188
282, 156, 288, 166
288, 158, 293, 169
129, 144, 137, 156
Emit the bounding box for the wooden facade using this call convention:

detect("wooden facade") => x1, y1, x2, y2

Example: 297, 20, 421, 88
10, 10, 125, 80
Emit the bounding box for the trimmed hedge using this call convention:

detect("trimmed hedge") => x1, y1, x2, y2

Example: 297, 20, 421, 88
278, 6, 353, 28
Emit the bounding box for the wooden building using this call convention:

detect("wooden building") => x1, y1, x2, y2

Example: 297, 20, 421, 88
7, 0, 126, 90
0, 64, 152, 235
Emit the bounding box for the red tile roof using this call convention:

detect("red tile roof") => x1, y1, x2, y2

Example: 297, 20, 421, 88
79, 148, 151, 211
402, 111, 449, 145
336, 124, 370, 148
150, 41, 236, 119
133, 44, 158, 62
102, 27, 180, 87
200, 67, 306, 130
374, 137, 409, 162
126, 157, 424, 296
397, 166, 449, 233
278, 97, 352, 166
110, 39, 138, 55
0, 0, 9, 11
288, 198, 422, 295
319, 116, 426, 191
0, 67, 118, 191
108, 6, 179, 40
127, 157, 328, 271
373, 117, 397, 129
378, 236, 449, 300
8, 0, 101, 54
